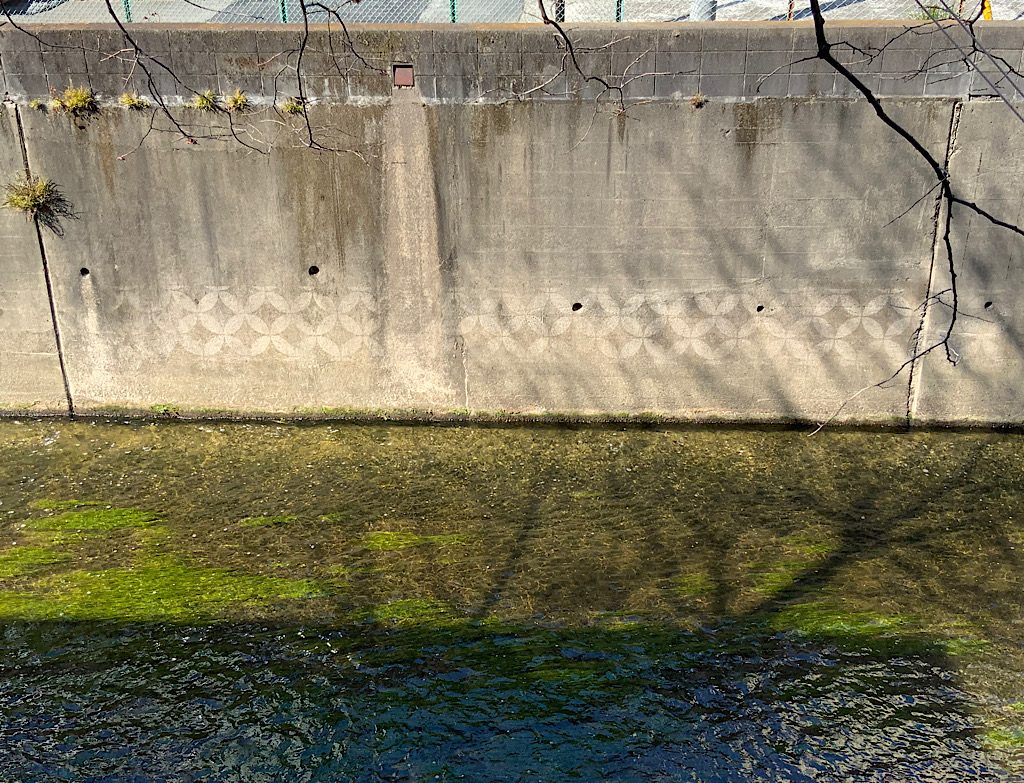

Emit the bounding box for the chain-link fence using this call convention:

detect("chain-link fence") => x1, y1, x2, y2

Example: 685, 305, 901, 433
3, 0, 1020, 24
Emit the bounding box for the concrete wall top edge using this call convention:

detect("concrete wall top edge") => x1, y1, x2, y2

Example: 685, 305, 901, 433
9, 20, 1024, 30
3, 20, 1020, 102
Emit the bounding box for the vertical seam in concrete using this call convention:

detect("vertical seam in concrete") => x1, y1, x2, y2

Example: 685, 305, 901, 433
13, 104, 75, 417
906, 100, 962, 425
459, 336, 470, 409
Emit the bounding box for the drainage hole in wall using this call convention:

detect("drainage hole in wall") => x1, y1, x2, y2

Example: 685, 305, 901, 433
571, 302, 583, 312
79, 268, 90, 277
308, 265, 320, 276
984, 301, 993, 309
756, 304, 765, 312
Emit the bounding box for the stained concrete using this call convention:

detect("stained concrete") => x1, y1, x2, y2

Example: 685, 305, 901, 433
17, 106, 392, 413
4, 96, 970, 422
2, 23, 1022, 103
437, 98, 957, 422
913, 100, 1024, 425
0, 104, 67, 413
0, 24, 1022, 423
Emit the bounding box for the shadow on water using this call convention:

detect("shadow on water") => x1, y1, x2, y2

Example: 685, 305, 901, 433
0, 420, 1023, 780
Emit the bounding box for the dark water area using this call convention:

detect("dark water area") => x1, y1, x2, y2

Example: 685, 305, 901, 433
0, 419, 1022, 781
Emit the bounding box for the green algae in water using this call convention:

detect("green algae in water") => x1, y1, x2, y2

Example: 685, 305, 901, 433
362, 531, 467, 551
239, 514, 298, 528
0, 545, 69, 579
28, 507, 159, 531
674, 571, 715, 597
321, 564, 351, 580
782, 529, 837, 558
360, 598, 452, 625
525, 659, 616, 683
748, 558, 816, 597
744, 530, 837, 598
984, 727, 1024, 749
940, 636, 992, 657
768, 601, 907, 644
0, 555, 321, 622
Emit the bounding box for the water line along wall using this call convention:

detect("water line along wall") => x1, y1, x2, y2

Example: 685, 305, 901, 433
1, 23, 1022, 424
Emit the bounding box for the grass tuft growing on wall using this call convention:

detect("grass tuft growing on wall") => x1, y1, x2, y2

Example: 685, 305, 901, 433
191, 90, 220, 112
53, 85, 99, 118
280, 97, 305, 115
225, 88, 251, 113
2, 173, 76, 236
118, 92, 150, 110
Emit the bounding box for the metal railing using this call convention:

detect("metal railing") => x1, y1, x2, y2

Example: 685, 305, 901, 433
1, 0, 1015, 24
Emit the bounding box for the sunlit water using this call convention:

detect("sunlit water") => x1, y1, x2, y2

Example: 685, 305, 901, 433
0, 419, 1022, 781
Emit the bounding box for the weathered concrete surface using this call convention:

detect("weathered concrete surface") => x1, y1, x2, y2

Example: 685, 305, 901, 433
1, 23, 1022, 424
19, 107, 386, 413
7, 97, 961, 422
435, 99, 949, 421
0, 104, 67, 413
2, 23, 1022, 103
379, 88, 463, 408
17, 99, 470, 414
913, 101, 1024, 425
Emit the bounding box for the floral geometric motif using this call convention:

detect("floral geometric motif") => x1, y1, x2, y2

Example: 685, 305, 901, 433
106, 286, 381, 360
458, 288, 916, 364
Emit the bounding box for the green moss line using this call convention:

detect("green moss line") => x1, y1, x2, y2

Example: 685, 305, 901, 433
984, 727, 1024, 750
28, 508, 159, 531
0, 546, 70, 580
363, 531, 467, 551
0, 555, 321, 623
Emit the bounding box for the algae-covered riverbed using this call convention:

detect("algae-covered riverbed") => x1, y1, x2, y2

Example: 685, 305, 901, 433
1, 419, 1023, 780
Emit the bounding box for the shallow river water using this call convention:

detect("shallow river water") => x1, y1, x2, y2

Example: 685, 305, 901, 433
0, 419, 1022, 781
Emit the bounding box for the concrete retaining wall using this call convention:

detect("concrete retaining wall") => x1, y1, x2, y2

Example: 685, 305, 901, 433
3, 23, 1024, 102
0, 105, 67, 412
1, 23, 1022, 424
